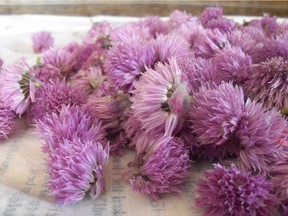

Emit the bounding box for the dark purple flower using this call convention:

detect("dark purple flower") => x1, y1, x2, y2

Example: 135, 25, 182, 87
195, 164, 279, 216
31, 81, 87, 121
244, 57, 288, 113
48, 138, 109, 205
36, 105, 106, 153
129, 135, 190, 199
190, 82, 245, 146
32, 31, 54, 53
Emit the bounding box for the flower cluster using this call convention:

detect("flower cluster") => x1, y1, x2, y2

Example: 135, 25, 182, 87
0, 6, 287, 214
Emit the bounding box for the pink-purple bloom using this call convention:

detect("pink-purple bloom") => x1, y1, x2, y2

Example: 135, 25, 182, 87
0, 101, 15, 140
48, 138, 109, 205
32, 31, 54, 53
0, 59, 36, 115
31, 81, 87, 121
36, 105, 106, 153
131, 58, 191, 136
129, 135, 190, 199
195, 164, 279, 216
190, 82, 245, 146
244, 57, 288, 113
32, 62, 63, 82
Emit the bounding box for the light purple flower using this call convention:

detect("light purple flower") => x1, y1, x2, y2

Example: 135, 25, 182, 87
235, 99, 287, 174
0, 59, 35, 115
36, 105, 106, 153
32, 62, 62, 82
0, 101, 15, 141
195, 164, 279, 216
86, 21, 113, 45
71, 67, 111, 97
105, 39, 157, 92
203, 17, 236, 33
32, 31, 54, 53
212, 46, 252, 84
42, 48, 76, 76
244, 57, 288, 113
48, 138, 109, 205
193, 28, 231, 59
131, 58, 191, 136
31, 81, 87, 121
199, 7, 223, 26
167, 10, 193, 30
129, 135, 190, 199
0, 58, 3, 68
261, 13, 278, 37
140, 16, 167, 37
190, 82, 245, 146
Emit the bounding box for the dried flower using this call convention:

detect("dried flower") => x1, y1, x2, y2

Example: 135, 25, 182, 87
190, 82, 245, 146
71, 67, 111, 97
42, 48, 76, 75
131, 58, 190, 136
235, 99, 286, 174
36, 105, 106, 153
0, 59, 35, 115
212, 46, 252, 84
105, 39, 157, 92
48, 138, 109, 205
31, 81, 87, 121
0, 101, 15, 140
244, 57, 288, 112
32, 31, 54, 53
195, 164, 279, 216
129, 135, 190, 199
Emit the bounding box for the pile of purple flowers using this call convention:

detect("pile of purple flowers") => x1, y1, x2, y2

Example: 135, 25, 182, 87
0, 7, 288, 215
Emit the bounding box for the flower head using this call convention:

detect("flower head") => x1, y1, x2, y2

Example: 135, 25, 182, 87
195, 164, 279, 216
234, 99, 287, 174
32, 62, 62, 82
71, 67, 111, 97
0, 101, 15, 140
190, 82, 245, 146
105, 39, 157, 92
131, 58, 190, 136
244, 57, 288, 112
212, 46, 252, 84
31, 81, 87, 121
48, 138, 109, 205
129, 135, 190, 199
36, 105, 106, 153
42, 48, 76, 75
167, 10, 193, 30
199, 7, 223, 26
32, 31, 54, 53
0, 59, 35, 115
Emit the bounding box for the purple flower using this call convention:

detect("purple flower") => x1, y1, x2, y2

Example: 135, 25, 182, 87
140, 16, 167, 38
42, 48, 76, 76
32, 31, 54, 53
0, 101, 15, 140
31, 81, 87, 121
105, 39, 157, 92
71, 67, 111, 97
32, 63, 62, 82
199, 7, 223, 26
190, 82, 245, 146
36, 105, 106, 153
193, 28, 231, 59
48, 138, 109, 205
203, 18, 236, 33
180, 56, 220, 93
212, 46, 252, 84
235, 99, 287, 174
131, 58, 190, 136
86, 21, 112, 45
195, 164, 279, 216
261, 13, 278, 37
0, 58, 3, 68
129, 135, 190, 199
261, 35, 288, 61
227, 30, 264, 63
0, 59, 35, 115
167, 10, 193, 30
244, 57, 288, 113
